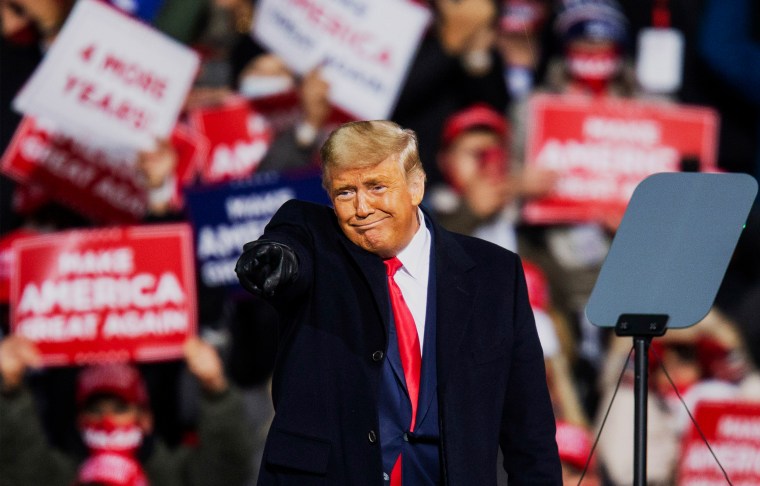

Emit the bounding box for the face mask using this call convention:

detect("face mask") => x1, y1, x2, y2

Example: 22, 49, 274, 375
443, 144, 507, 193
565, 45, 622, 94
475, 146, 509, 183
81, 416, 144, 456
239, 75, 295, 99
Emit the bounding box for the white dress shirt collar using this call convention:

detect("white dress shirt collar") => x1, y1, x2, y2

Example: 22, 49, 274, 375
395, 208, 430, 280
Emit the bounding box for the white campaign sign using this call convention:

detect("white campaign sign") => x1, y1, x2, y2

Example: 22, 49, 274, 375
253, 0, 431, 120
13, 0, 199, 150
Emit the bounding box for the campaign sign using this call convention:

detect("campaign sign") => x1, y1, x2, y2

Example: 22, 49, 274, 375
13, 0, 199, 150
12, 183, 51, 217
168, 123, 208, 206
1, 117, 148, 223
10, 224, 197, 366
253, 0, 431, 120
523, 94, 719, 224
1, 118, 205, 224
0, 229, 39, 303
184, 168, 329, 289
678, 400, 760, 485
189, 100, 272, 184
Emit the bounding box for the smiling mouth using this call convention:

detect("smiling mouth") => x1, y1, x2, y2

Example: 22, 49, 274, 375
351, 218, 387, 229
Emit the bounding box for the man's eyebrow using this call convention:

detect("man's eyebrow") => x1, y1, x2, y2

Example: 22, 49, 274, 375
362, 176, 391, 186
332, 182, 355, 193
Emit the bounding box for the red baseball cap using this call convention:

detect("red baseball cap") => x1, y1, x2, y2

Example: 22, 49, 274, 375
441, 104, 509, 147
76, 452, 148, 486
76, 363, 149, 408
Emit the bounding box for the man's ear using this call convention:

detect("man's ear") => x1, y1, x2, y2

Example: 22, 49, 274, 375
408, 170, 425, 206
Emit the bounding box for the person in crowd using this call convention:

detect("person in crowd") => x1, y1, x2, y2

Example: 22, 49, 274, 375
496, 259, 587, 486
234, 120, 561, 484
0, 0, 74, 237
0, 335, 255, 486
254, 66, 333, 173
649, 313, 760, 430
522, 260, 588, 427
594, 308, 760, 485
546, 0, 634, 97
429, 103, 520, 249
555, 420, 600, 486
205, 0, 340, 172
508, 0, 634, 420
687, 0, 760, 274
136, 138, 183, 218
495, 0, 553, 102
74, 452, 149, 486
392, 0, 510, 185
698, 0, 760, 373
0, 0, 74, 49
151, 0, 211, 47
428, 103, 556, 251
511, 0, 636, 164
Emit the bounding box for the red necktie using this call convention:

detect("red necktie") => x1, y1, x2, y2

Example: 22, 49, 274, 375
384, 257, 421, 486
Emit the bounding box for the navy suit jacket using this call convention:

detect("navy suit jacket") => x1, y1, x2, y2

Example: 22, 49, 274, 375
255, 200, 561, 485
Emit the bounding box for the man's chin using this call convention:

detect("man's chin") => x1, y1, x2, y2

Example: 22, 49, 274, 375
346, 233, 392, 258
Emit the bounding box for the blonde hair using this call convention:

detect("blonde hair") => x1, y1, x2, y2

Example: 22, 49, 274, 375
320, 120, 425, 189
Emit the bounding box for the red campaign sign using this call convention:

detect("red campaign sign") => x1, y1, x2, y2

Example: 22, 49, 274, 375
12, 183, 51, 217
10, 224, 197, 366
169, 122, 208, 206
189, 99, 274, 184
1, 117, 148, 224
523, 94, 719, 224
678, 400, 760, 485
0, 229, 39, 303
1, 118, 206, 223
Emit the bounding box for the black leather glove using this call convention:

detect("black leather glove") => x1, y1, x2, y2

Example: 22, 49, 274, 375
235, 240, 299, 297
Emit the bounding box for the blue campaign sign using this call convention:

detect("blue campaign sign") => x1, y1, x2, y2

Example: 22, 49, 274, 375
184, 168, 330, 289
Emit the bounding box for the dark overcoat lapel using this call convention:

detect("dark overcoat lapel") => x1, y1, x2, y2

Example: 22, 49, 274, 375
432, 225, 477, 391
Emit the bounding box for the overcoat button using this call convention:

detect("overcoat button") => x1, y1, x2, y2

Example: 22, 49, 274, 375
368, 430, 377, 443
372, 350, 384, 362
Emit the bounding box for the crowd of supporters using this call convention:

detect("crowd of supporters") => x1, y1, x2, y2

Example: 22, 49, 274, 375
2, 0, 760, 484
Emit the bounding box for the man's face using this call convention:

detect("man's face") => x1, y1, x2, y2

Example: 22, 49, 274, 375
329, 155, 424, 259
80, 396, 142, 426
78, 395, 152, 434
441, 131, 506, 188
78, 395, 152, 456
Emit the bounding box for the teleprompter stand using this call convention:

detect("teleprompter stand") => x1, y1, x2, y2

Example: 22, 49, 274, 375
586, 173, 757, 486
614, 313, 668, 486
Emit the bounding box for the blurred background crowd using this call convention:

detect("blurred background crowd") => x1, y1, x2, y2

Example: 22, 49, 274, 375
2, 0, 760, 485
